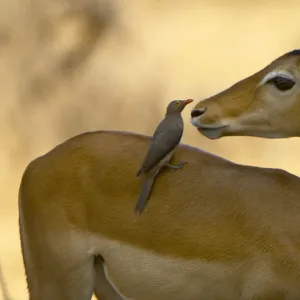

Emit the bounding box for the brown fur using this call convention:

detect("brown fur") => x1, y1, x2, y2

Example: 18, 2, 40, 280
19, 130, 300, 299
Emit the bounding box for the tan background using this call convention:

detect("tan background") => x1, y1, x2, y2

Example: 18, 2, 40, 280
1, 0, 300, 299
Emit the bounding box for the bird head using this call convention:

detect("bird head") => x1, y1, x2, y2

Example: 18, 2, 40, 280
166, 99, 194, 115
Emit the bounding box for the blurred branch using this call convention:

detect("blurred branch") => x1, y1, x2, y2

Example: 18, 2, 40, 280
0, 263, 11, 300
20, 0, 118, 105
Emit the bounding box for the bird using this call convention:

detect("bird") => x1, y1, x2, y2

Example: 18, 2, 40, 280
135, 99, 193, 214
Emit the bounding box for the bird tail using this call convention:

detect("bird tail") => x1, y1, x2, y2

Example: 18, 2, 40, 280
135, 176, 155, 214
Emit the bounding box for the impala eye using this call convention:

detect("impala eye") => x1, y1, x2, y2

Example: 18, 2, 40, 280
267, 76, 295, 91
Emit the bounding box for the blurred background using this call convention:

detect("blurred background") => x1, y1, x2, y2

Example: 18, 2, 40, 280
1, 0, 300, 298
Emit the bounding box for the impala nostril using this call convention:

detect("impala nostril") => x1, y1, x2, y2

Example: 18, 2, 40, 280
191, 108, 206, 118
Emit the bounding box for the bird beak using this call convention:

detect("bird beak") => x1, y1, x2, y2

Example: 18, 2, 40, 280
183, 99, 194, 106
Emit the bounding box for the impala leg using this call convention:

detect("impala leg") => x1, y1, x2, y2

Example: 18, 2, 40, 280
20, 221, 95, 300
94, 256, 124, 300
22, 242, 95, 300
22, 247, 95, 299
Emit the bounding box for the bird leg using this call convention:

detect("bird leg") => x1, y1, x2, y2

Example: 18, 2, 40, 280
164, 161, 187, 171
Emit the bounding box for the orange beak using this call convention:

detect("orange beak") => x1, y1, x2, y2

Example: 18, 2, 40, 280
183, 99, 194, 106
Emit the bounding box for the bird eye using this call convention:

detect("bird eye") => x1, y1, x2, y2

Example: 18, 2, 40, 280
176, 101, 180, 106
267, 76, 295, 91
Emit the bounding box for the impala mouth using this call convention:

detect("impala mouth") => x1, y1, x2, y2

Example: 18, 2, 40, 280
195, 123, 228, 130
191, 118, 229, 139
197, 125, 228, 139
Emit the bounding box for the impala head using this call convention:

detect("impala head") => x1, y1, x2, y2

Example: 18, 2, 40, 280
191, 49, 300, 139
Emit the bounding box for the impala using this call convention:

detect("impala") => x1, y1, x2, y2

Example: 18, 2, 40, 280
19, 49, 300, 300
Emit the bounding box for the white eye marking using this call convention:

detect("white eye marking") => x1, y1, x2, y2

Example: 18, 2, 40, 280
258, 70, 294, 86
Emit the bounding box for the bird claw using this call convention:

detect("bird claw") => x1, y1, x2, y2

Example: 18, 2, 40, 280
170, 161, 188, 171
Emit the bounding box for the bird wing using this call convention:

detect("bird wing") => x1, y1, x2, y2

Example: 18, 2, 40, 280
137, 117, 183, 175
